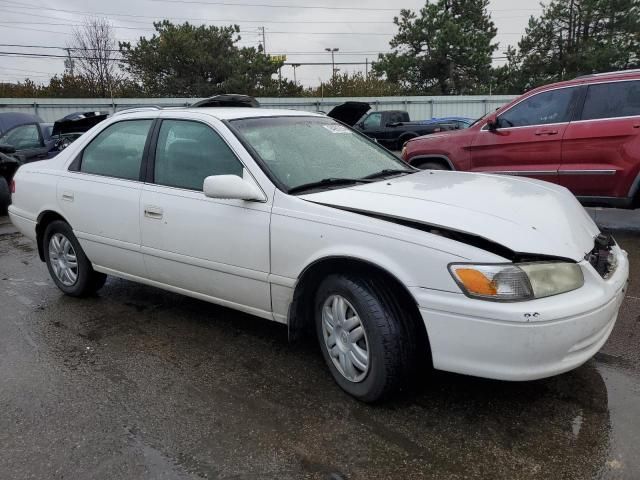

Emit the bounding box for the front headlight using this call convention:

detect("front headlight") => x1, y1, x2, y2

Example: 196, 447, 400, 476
448, 262, 584, 302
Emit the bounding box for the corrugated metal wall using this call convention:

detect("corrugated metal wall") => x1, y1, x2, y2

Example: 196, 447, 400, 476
0, 95, 516, 122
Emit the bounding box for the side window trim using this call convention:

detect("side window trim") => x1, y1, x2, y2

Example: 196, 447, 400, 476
70, 118, 156, 182
147, 118, 246, 191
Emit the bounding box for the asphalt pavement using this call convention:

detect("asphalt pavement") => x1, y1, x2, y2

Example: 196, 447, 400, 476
1, 214, 639, 480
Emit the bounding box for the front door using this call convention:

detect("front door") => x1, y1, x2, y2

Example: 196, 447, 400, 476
57, 119, 153, 278
560, 80, 640, 198
0, 123, 49, 161
469, 86, 581, 184
140, 118, 272, 318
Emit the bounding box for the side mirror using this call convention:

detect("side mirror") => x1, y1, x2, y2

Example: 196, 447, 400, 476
203, 175, 265, 201
486, 113, 498, 131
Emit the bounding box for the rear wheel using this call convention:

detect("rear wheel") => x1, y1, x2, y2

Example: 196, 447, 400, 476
43, 220, 107, 297
315, 274, 416, 402
413, 160, 448, 170
0, 177, 9, 215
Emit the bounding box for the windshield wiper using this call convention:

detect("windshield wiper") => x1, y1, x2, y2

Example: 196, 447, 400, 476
288, 177, 373, 195
360, 168, 413, 180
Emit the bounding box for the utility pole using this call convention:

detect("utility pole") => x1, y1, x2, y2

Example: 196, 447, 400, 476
325, 47, 339, 81
291, 63, 300, 86
64, 48, 75, 76
365, 58, 368, 79
260, 26, 267, 54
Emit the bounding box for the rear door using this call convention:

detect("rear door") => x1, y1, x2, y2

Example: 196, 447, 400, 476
57, 118, 154, 278
468, 86, 581, 184
560, 79, 640, 198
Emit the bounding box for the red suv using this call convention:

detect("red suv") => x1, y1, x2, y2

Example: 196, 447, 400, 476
402, 70, 640, 209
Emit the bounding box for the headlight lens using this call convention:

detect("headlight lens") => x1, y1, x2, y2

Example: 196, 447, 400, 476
449, 262, 584, 301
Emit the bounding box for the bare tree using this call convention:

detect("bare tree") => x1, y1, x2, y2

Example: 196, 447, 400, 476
67, 18, 121, 97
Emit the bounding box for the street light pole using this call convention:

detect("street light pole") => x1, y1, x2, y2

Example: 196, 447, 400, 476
325, 47, 339, 81
291, 63, 301, 86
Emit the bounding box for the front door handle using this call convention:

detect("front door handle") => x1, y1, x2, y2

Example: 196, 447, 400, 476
534, 129, 559, 136
144, 205, 164, 220
633, 123, 640, 129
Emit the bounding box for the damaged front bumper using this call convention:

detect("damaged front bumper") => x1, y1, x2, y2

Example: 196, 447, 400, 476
411, 244, 629, 381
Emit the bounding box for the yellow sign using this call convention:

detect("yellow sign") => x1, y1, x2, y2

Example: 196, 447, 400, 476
269, 54, 287, 63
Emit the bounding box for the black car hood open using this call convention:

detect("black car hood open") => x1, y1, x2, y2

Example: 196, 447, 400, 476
52, 111, 109, 136
191, 94, 260, 108
327, 102, 370, 126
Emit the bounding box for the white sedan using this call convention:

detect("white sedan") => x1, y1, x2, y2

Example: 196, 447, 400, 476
8, 107, 629, 401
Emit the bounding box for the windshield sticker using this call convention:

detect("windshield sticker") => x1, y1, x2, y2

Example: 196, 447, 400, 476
323, 124, 351, 134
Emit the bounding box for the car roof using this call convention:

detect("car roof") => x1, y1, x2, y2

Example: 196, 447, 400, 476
526, 69, 640, 95
194, 107, 323, 120
0, 112, 44, 134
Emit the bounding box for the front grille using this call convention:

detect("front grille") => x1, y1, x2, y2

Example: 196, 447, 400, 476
586, 233, 617, 279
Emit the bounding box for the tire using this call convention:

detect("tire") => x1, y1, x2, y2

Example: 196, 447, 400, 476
0, 177, 9, 215
43, 220, 107, 297
413, 160, 448, 171
314, 274, 416, 402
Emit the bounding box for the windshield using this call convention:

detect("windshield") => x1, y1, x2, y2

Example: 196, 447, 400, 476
231, 116, 412, 192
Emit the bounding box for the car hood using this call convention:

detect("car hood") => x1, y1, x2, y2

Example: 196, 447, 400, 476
52, 111, 109, 136
300, 171, 599, 261
327, 102, 371, 126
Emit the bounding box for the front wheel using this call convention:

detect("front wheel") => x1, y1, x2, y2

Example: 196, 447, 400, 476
315, 274, 415, 402
43, 220, 107, 297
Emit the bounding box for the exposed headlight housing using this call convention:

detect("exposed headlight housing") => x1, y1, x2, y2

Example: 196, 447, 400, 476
448, 262, 584, 302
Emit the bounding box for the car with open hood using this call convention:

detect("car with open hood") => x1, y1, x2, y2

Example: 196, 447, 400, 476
327, 102, 455, 150
8, 106, 629, 401
0, 111, 109, 213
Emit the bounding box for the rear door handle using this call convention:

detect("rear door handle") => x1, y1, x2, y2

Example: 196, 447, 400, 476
534, 129, 559, 136
633, 123, 640, 129
144, 205, 164, 220
61, 191, 74, 202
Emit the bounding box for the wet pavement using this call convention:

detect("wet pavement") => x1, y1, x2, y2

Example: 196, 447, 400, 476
1, 215, 639, 480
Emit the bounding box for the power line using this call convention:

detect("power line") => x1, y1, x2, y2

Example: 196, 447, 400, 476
149, 0, 403, 11
0, 1, 538, 24
0, 20, 405, 36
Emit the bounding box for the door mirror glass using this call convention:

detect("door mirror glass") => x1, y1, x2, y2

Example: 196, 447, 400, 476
203, 175, 264, 201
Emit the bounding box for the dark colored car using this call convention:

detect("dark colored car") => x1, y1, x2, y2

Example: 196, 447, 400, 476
327, 102, 454, 150
402, 70, 640, 209
191, 94, 260, 108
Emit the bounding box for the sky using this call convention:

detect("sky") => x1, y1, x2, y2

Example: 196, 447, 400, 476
0, 0, 544, 89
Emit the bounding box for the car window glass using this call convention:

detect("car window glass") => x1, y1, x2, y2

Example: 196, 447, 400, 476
363, 113, 382, 129
388, 112, 404, 123
497, 88, 576, 128
0, 124, 41, 149
154, 120, 243, 191
81, 120, 152, 180
582, 81, 640, 120
233, 116, 410, 191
